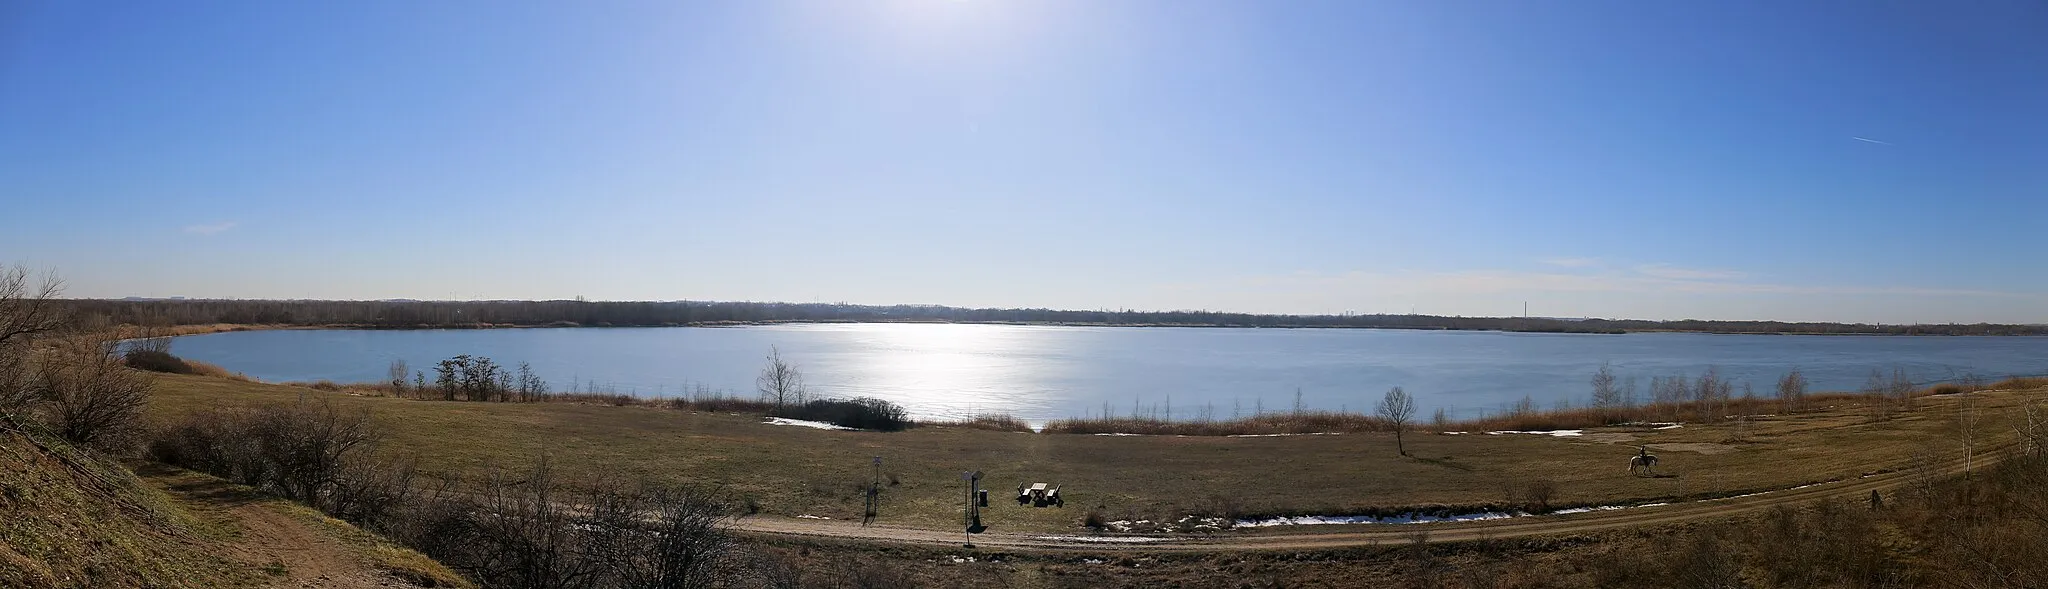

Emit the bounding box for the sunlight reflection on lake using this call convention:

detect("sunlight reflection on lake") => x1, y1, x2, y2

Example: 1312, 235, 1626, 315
171, 324, 2048, 424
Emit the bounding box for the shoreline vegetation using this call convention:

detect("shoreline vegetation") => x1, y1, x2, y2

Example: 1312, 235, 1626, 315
208, 347, 2047, 437
62, 298, 2048, 336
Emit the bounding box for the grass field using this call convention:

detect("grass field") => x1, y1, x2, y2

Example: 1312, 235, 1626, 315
148, 373, 2043, 534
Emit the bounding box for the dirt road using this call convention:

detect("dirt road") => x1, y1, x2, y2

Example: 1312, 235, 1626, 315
732, 449, 1971, 551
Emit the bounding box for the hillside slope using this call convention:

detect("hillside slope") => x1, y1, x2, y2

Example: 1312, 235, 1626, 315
0, 424, 466, 588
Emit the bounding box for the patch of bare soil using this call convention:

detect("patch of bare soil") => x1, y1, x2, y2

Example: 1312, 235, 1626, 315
137, 464, 423, 589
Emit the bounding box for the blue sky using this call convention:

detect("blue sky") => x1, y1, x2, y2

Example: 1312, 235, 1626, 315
2, 1, 2044, 323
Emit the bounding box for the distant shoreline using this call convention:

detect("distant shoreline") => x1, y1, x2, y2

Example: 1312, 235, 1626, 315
65, 298, 2046, 337
145, 320, 2042, 338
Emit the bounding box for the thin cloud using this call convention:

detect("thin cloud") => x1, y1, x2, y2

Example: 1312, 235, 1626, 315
1539, 257, 1602, 268
1631, 264, 1746, 281
1851, 136, 1894, 146
183, 221, 238, 235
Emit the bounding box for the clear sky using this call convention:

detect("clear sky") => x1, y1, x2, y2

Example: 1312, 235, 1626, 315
2, 1, 2044, 323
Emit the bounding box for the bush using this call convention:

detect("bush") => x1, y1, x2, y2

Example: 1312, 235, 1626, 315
770, 397, 911, 431
44, 337, 153, 453
149, 396, 385, 517
389, 459, 743, 589
122, 349, 192, 374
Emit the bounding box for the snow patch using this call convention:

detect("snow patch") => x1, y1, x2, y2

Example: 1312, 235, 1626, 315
765, 417, 853, 430
1654, 424, 1684, 430
1226, 432, 1342, 438
796, 514, 831, 520
1036, 535, 1170, 543
1485, 430, 1585, 437
1092, 433, 1146, 437
1236, 511, 1521, 527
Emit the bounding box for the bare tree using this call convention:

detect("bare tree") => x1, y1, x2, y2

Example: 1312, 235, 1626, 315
1693, 366, 1731, 422
756, 346, 806, 407
1776, 370, 1807, 413
1431, 406, 1449, 433
0, 266, 65, 417
0, 265, 66, 348
387, 358, 410, 395
1889, 366, 1916, 412
1862, 368, 1894, 422
1376, 386, 1416, 456
1590, 363, 1621, 409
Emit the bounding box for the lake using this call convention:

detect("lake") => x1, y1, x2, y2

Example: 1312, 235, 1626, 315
169, 324, 2048, 423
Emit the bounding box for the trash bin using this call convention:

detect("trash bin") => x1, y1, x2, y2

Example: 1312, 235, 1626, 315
976, 489, 988, 507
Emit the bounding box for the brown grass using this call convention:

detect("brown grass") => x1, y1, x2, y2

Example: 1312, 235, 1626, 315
1044, 410, 1389, 436
930, 413, 1034, 432
181, 358, 251, 381
145, 372, 2048, 533
1989, 376, 2048, 390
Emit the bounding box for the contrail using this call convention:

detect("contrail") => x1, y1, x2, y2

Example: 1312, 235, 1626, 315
1851, 136, 1893, 145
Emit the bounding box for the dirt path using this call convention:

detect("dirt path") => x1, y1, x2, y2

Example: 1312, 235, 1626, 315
136, 464, 419, 589
731, 445, 1987, 552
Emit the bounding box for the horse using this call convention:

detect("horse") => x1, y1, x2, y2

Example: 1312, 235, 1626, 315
1628, 453, 1659, 476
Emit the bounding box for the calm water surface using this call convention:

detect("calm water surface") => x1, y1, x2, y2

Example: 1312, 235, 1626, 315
170, 325, 2048, 423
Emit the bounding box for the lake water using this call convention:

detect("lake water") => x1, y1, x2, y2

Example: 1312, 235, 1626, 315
169, 324, 2048, 423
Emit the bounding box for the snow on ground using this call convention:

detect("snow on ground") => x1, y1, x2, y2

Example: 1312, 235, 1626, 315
1092, 433, 1146, 436
1654, 424, 1684, 430
1035, 535, 1171, 543
765, 417, 852, 430
1485, 430, 1584, 437
796, 514, 831, 520
1225, 432, 1343, 438
1235, 511, 1522, 527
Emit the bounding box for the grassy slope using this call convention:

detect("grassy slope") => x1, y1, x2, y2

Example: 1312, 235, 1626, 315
151, 373, 2039, 533
137, 464, 472, 588
0, 426, 253, 588
0, 420, 466, 589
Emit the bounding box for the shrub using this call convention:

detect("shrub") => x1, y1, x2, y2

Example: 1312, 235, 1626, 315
149, 396, 384, 516
122, 349, 192, 374
770, 397, 911, 431
44, 337, 153, 453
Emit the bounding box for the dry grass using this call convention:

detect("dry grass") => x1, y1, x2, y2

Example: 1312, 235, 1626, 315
0, 427, 258, 588
1045, 411, 1389, 436
146, 373, 2048, 533
1990, 376, 2048, 390
931, 413, 1034, 432
182, 358, 250, 381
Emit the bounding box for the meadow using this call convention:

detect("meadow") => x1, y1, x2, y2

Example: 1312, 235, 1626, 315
148, 373, 2039, 534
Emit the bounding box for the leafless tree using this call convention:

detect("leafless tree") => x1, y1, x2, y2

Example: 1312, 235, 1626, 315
1889, 366, 1916, 412
0, 265, 66, 417
1693, 366, 1732, 422
1862, 369, 1895, 422
1590, 363, 1621, 409
1777, 370, 1808, 413
756, 346, 806, 407
1431, 406, 1449, 433
0, 265, 66, 348
388, 358, 410, 394
1376, 386, 1416, 456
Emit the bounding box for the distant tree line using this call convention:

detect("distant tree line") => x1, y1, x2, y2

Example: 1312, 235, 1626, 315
56, 298, 2048, 335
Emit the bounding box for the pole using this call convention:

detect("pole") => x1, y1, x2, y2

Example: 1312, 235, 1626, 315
864, 456, 881, 526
